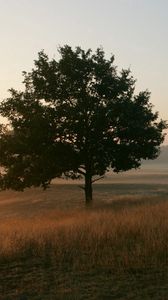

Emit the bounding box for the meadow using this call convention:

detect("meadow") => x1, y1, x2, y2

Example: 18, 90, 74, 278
0, 168, 168, 299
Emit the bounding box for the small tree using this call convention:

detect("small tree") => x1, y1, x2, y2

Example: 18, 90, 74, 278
0, 46, 166, 204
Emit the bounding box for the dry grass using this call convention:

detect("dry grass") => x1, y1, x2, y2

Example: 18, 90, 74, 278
1, 177, 168, 299
1, 201, 168, 271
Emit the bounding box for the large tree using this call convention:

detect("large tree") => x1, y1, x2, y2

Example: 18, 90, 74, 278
0, 46, 166, 204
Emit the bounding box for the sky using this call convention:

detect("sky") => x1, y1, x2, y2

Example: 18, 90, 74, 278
0, 0, 168, 141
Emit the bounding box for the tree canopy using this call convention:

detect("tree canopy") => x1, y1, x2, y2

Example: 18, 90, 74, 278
0, 46, 166, 204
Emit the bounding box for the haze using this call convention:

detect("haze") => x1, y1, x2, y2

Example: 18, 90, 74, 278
0, 0, 168, 131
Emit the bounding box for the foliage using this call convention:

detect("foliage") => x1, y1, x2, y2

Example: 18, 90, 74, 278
0, 46, 166, 201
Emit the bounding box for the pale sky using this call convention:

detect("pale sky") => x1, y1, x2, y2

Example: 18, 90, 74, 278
0, 0, 168, 133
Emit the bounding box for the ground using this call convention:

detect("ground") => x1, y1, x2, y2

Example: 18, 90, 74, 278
0, 167, 168, 299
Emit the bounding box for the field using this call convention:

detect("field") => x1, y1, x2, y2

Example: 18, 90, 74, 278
0, 168, 168, 299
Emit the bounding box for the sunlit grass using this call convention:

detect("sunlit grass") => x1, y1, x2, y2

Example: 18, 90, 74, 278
1, 201, 168, 271
1, 180, 168, 299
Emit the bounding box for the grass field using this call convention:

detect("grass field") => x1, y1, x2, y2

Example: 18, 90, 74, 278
0, 169, 168, 299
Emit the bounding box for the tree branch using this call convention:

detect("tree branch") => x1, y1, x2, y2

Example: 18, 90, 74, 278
91, 176, 104, 184
78, 185, 85, 190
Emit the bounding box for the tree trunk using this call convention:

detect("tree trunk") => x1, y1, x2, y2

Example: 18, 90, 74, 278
84, 172, 93, 206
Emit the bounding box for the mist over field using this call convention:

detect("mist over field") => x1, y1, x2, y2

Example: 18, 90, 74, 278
142, 145, 168, 169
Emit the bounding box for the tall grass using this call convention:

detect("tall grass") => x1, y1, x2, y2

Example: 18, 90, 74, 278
1, 201, 168, 272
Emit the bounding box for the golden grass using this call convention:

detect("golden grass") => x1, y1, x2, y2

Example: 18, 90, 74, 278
1, 200, 168, 271
1, 181, 168, 299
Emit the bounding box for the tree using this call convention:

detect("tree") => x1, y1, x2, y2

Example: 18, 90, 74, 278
0, 46, 167, 204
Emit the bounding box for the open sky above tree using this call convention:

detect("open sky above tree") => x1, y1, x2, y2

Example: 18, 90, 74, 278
0, 0, 168, 127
